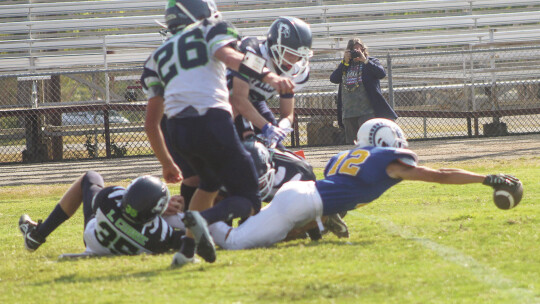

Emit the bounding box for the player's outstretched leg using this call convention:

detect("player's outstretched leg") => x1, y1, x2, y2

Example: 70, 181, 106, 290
179, 211, 216, 263
19, 214, 46, 252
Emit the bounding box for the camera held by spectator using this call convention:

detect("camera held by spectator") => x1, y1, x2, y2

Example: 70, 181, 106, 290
350, 49, 362, 59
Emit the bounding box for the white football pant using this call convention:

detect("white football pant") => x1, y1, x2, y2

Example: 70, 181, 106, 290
209, 180, 323, 250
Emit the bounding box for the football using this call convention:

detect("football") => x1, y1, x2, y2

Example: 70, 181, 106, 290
493, 182, 524, 210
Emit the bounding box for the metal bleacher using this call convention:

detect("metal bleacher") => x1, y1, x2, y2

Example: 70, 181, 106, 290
1, 0, 540, 72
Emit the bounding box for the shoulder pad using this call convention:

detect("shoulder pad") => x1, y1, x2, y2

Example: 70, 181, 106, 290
91, 186, 125, 213
206, 21, 239, 42
239, 37, 262, 54
394, 148, 418, 167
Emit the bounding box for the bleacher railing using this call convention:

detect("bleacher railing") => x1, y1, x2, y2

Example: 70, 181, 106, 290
1, 45, 540, 163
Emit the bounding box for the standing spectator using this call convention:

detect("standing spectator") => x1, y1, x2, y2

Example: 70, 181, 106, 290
330, 38, 397, 144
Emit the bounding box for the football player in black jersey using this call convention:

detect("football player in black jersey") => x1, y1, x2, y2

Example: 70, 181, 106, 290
227, 16, 313, 149
18, 171, 213, 266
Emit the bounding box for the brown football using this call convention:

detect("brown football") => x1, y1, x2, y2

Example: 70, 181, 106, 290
493, 182, 523, 210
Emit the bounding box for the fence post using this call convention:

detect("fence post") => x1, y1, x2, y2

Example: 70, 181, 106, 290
17, 79, 46, 162
47, 75, 63, 160
103, 37, 112, 158
387, 52, 394, 109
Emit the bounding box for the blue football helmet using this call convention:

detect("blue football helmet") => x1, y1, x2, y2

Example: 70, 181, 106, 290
122, 175, 170, 223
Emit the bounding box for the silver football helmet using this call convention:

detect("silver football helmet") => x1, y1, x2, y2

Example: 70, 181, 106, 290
355, 118, 408, 148
266, 17, 313, 77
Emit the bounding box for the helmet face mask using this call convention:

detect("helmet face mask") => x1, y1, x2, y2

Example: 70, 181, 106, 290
122, 176, 170, 223
266, 17, 313, 77
355, 118, 408, 149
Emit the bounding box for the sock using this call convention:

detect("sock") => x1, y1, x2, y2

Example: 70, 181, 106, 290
180, 236, 195, 258
180, 184, 197, 211
200, 196, 252, 225
36, 204, 69, 238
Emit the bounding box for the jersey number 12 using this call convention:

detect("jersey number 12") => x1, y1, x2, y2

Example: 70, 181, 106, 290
327, 149, 370, 177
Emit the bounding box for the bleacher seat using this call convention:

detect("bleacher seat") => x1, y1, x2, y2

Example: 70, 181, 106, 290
1, 0, 540, 72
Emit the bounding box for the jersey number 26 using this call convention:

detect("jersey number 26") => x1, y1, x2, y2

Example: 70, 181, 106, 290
154, 28, 209, 85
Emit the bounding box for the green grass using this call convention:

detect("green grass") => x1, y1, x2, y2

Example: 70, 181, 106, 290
0, 159, 538, 303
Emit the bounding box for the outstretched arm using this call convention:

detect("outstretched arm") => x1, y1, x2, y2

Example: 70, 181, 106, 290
215, 46, 295, 95
386, 161, 485, 184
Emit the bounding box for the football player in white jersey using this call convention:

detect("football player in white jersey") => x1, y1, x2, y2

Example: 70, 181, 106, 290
228, 17, 313, 148
142, 0, 296, 266
18, 171, 211, 266
207, 118, 523, 250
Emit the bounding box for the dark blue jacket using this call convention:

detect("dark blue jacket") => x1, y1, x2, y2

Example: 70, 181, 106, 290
330, 57, 397, 127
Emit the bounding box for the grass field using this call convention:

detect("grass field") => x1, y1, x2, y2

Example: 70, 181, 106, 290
0, 158, 538, 303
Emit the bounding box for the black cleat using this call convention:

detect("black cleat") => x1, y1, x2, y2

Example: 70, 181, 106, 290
324, 214, 350, 238
19, 214, 45, 252
182, 211, 216, 263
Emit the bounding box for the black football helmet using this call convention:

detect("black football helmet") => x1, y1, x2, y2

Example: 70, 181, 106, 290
164, 0, 219, 34
121, 175, 170, 223
266, 16, 313, 77
243, 137, 275, 201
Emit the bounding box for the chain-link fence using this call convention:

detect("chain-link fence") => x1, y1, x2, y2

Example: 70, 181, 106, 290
1, 46, 540, 163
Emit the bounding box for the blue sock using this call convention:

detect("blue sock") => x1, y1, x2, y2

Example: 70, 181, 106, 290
200, 197, 252, 225
37, 204, 69, 238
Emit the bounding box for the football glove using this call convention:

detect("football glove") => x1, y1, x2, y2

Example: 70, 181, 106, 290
483, 174, 521, 190
261, 123, 291, 147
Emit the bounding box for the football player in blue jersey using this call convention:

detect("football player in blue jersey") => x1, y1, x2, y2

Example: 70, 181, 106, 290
142, 0, 297, 266
227, 17, 313, 148
18, 171, 210, 266
208, 118, 522, 250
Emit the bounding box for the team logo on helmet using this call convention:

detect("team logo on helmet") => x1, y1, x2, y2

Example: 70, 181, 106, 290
278, 23, 291, 39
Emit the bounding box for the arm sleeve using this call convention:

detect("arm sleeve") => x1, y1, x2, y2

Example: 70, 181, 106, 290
141, 56, 164, 99
91, 186, 125, 214
206, 21, 241, 56
330, 62, 345, 84
363, 57, 386, 80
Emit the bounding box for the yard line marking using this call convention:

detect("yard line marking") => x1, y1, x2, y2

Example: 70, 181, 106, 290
356, 214, 537, 303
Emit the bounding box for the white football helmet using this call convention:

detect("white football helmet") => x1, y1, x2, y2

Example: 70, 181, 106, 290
355, 118, 408, 148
